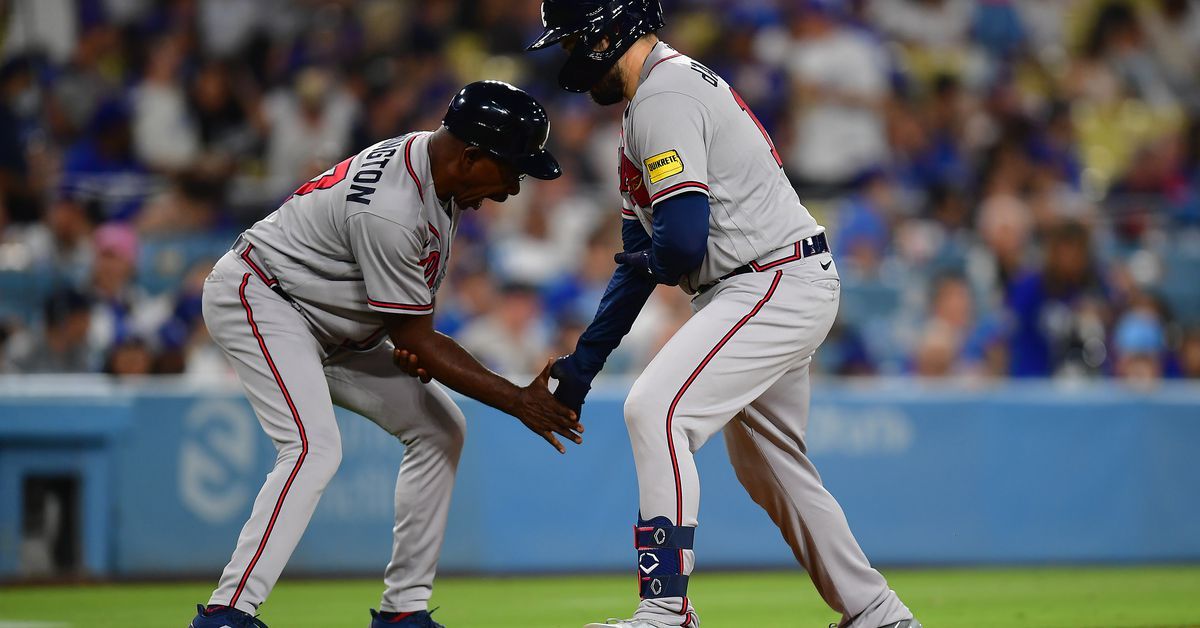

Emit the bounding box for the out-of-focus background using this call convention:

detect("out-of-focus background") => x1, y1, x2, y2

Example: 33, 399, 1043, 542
0, 1, 1198, 626
1, 0, 1199, 381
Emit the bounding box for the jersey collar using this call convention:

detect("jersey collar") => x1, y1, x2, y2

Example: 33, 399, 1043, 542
638, 41, 680, 85
404, 131, 435, 203
408, 130, 459, 218
627, 41, 677, 120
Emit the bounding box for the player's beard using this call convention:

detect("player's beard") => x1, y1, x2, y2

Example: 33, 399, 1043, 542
589, 63, 625, 106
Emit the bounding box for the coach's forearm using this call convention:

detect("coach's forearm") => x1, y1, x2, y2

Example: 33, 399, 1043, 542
390, 327, 523, 415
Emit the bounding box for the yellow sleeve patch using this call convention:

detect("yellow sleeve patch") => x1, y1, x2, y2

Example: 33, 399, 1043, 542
643, 150, 684, 184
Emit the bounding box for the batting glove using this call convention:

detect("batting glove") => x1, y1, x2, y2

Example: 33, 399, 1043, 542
614, 249, 675, 285
550, 355, 592, 417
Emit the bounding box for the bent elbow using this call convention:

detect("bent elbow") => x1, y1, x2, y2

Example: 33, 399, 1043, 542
655, 241, 707, 279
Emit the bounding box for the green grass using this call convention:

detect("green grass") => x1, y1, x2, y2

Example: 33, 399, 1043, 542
1, 566, 1198, 627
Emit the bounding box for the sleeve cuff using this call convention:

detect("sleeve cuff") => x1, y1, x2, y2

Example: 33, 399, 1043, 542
650, 181, 709, 205
367, 298, 434, 314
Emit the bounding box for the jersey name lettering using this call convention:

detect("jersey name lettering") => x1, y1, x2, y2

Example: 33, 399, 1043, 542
689, 61, 718, 88
347, 137, 407, 205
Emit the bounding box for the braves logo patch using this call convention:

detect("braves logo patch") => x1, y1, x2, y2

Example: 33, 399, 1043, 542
419, 248, 441, 291
644, 149, 684, 184
620, 150, 651, 208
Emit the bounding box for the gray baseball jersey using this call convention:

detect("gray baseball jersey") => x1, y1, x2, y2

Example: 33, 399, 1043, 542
200, 129, 468, 617
242, 131, 458, 349
611, 42, 913, 628
619, 42, 824, 292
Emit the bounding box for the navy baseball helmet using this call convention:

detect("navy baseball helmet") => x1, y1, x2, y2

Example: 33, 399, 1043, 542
442, 80, 562, 180
527, 0, 665, 93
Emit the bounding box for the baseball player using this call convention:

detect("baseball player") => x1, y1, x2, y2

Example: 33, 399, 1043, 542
188, 81, 581, 628
528, 2, 921, 627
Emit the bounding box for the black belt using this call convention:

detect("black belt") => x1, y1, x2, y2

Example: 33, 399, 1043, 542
696, 233, 830, 295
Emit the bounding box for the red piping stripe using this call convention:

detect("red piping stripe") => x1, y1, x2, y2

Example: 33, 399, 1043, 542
664, 270, 782, 525
748, 242, 803, 272
621, 208, 638, 217
405, 135, 424, 203
651, 181, 709, 204
679, 565, 687, 615
367, 298, 434, 312
427, 221, 441, 240
229, 273, 309, 608
647, 53, 683, 78
240, 244, 278, 287
660, 272, 781, 615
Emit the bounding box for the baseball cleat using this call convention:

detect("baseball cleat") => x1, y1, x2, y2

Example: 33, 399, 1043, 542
829, 620, 922, 628
584, 614, 699, 628
189, 604, 268, 628
369, 608, 445, 627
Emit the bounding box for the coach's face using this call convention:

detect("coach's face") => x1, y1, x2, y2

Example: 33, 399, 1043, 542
455, 147, 523, 210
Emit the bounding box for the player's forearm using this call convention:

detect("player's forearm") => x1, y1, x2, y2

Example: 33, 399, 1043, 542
397, 331, 525, 416
571, 265, 656, 378
566, 217, 658, 378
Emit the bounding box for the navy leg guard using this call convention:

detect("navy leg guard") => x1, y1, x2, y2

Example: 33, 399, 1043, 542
635, 516, 695, 600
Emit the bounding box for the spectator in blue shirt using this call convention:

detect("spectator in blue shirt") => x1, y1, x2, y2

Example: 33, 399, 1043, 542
1006, 221, 1111, 377
61, 98, 155, 222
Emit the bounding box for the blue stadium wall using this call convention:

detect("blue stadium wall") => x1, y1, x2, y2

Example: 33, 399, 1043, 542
1, 379, 1198, 578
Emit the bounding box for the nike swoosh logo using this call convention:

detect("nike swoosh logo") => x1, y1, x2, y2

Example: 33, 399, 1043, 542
820, 260, 832, 270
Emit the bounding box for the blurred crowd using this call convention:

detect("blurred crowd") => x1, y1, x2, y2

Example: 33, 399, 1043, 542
1, 0, 1199, 384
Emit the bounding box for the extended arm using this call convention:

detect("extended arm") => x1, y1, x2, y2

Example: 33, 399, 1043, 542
550, 219, 658, 412
385, 313, 582, 452
557, 193, 711, 413
571, 219, 659, 376
347, 211, 580, 452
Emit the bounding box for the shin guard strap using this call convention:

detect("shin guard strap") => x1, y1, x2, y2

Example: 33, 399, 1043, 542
634, 517, 695, 550
640, 574, 690, 599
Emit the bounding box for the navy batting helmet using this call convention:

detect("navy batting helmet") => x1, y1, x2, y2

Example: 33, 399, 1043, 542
527, 0, 665, 93
442, 80, 562, 180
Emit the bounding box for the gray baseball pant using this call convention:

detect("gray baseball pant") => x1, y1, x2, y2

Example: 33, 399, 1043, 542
625, 256, 911, 627
201, 251, 464, 615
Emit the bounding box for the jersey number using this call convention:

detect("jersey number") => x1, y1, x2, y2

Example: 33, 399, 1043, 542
730, 88, 783, 168
688, 61, 783, 169
292, 157, 353, 197
689, 61, 718, 88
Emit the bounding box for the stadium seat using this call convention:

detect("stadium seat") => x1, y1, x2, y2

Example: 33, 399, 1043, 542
137, 232, 237, 295
0, 268, 56, 325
